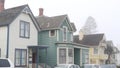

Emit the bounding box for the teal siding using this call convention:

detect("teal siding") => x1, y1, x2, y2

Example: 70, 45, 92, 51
59, 19, 73, 43
74, 48, 80, 66
38, 30, 58, 67
82, 49, 89, 64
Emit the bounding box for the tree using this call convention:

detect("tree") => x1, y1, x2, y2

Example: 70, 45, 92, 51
105, 41, 119, 64
81, 16, 97, 35
104, 44, 114, 64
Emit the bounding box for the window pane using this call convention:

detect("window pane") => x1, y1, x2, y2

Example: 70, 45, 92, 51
15, 50, 21, 66
25, 23, 30, 37
63, 27, 67, 41
50, 30, 55, 36
20, 22, 25, 37
68, 49, 73, 64
21, 50, 26, 65
59, 48, 66, 64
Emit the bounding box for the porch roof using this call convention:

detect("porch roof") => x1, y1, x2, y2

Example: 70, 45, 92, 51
28, 45, 49, 49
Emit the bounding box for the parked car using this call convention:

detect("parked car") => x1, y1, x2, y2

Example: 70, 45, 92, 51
0, 58, 14, 68
55, 64, 80, 68
100, 64, 116, 68
84, 64, 100, 68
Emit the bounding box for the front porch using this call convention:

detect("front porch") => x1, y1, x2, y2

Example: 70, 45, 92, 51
28, 45, 49, 68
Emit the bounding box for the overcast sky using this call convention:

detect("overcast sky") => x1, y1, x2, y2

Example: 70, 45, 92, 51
5, 0, 120, 46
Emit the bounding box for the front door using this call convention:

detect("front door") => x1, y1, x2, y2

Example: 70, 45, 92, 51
32, 52, 37, 68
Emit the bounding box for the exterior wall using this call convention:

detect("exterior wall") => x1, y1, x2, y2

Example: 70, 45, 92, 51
89, 46, 107, 64
38, 19, 74, 67
8, 13, 38, 67
60, 19, 73, 43
0, 26, 8, 58
38, 30, 57, 67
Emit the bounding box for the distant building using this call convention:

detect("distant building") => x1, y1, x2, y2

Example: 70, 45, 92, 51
78, 31, 108, 64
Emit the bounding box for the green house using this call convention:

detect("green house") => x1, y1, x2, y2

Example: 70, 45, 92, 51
36, 9, 89, 68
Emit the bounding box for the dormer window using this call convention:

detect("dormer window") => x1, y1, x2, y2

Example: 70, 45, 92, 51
49, 30, 56, 37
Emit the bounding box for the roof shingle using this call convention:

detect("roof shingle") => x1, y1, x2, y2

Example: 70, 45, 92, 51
74, 33, 104, 46
0, 4, 28, 26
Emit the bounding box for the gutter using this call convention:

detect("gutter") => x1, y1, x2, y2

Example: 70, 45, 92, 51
6, 25, 10, 58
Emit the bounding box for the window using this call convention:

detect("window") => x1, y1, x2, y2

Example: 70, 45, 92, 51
20, 20, 30, 38
70, 33, 73, 42
15, 49, 27, 67
68, 49, 73, 64
59, 48, 66, 64
94, 48, 98, 54
49, 30, 56, 37
63, 26, 67, 41
85, 53, 89, 64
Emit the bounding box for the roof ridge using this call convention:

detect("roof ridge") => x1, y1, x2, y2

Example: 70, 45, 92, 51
4, 4, 28, 11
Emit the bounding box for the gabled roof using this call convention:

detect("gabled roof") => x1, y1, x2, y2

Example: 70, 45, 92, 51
70, 23, 76, 32
36, 14, 76, 31
74, 33, 104, 46
0, 4, 27, 26
0, 4, 40, 31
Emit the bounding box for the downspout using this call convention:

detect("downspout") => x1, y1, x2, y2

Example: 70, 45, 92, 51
6, 25, 10, 58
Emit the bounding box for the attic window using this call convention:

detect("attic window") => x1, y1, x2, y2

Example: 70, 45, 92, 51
49, 30, 56, 37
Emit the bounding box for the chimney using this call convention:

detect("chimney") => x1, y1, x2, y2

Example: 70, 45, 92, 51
39, 8, 43, 16
0, 0, 5, 12
79, 29, 84, 40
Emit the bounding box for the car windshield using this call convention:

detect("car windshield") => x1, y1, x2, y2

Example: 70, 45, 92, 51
0, 59, 10, 67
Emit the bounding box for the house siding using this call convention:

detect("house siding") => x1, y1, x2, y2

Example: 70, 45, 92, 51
38, 30, 57, 67
60, 20, 73, 42
0, 26, 8, 58
8, 13, 38, 66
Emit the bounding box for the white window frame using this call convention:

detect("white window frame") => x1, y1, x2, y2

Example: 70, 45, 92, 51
57, 47, 74, 65
49, 30, 56, 37
63, 26, 67, 41
58, 48, 67, 64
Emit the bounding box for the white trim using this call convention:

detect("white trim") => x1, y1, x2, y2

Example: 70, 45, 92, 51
57, 47, 67, 65
57, 30, 59, 41
74, 46, 89, 49
63, 26, 67, 42
57, 47, 74, 65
